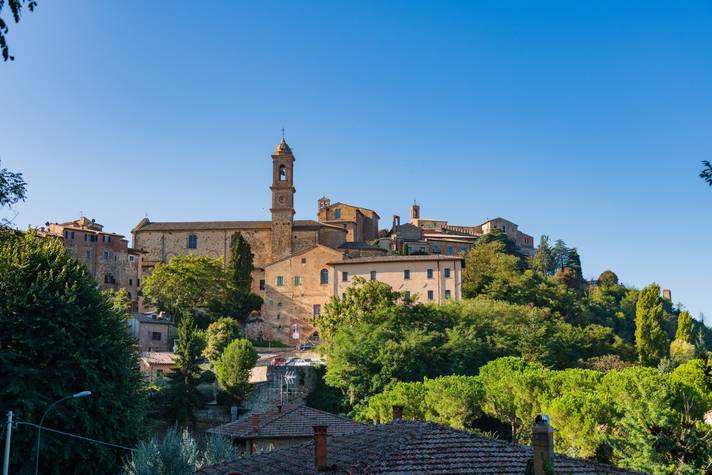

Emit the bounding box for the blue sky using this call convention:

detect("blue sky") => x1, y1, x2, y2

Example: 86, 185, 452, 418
2, 1, 710, 322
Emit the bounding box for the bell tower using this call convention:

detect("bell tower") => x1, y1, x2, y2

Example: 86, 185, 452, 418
270, 137, 295, 261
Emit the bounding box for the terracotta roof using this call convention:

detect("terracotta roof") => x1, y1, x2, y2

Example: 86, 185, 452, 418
207, 404, 363, 440
338, 242, 386, 251
327, 254, 463, 265
196, 420, 637, 475
140, 352, 177, 365
328, 202, 380, 219
132, 220, 323, 232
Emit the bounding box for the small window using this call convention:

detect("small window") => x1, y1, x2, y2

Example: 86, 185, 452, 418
404, 270, 410, 280
64, 230, 74, 239
426, 269, 433, 279
103, 251, 110, 260
259, 279, 266, 290
85, 250, 91, 260
370, 271, 377, 281
313, 304, 321, 316
445, 289, 451, 300
334, 209, 341, 219
279, 165, 286, 181
427, 290, 434, 300
447, 245, 454, 255
276, 276, 284, 286
293, 275, 301, 286
342, 271, 348, 282
444, 268, 451, 278
104, 274, 110, 284
137, 278, 140, 287
103, 235, 111, 243
129, 279, 133, 286
151, 332, 162, 341
432, 245, 440, 254
129, 255, 135, 262
301, 257, 307, 264
187, 234, 198, 249
320, 269, 329, 285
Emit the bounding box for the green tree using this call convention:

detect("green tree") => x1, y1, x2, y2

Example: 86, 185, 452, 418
0, 231, 146, 474
102, 288, 132, 319
203, 317, 241, 363
597, 270, 619, 287
221, 232, 262, 320
635, 283, 669, 366
0, 160, 27, 226
551, 239, 569, 272
215, 339, 258, 404
462, 240, 520, 298
142, 255, 227, 321
477, 229, 522, 258
422, 375, 484, 429
315, 276, 406, 345
167, 313, 205, 426
0, 0, 37, 61
530, 235, 554, 275
701, 160, 712, 186
670, 310, 696, 363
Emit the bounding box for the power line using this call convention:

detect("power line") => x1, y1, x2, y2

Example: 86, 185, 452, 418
14, 420, 135, 452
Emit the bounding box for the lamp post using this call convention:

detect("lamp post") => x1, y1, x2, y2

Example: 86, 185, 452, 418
34, 391, 91, 475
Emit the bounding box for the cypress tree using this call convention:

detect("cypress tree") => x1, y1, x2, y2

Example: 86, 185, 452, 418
167, 312, 204, 427
635, 283, 669, 366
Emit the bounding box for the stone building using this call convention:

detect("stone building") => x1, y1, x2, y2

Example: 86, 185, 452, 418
400, 202, 536, 256
316, 198, 380, 243
128, 313, 177, 352
37, 216, 140, 310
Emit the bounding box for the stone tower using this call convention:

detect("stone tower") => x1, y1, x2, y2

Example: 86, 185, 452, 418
410, 201, 420, 222
270, 138, 296, 261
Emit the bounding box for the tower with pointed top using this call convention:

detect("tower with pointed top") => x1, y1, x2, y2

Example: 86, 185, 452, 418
270, 138, 296, 261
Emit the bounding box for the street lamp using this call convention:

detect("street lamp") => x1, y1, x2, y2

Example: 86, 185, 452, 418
34, 391, 91, 475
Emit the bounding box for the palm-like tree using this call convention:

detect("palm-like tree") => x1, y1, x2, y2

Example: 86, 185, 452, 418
701, 161, 712, 186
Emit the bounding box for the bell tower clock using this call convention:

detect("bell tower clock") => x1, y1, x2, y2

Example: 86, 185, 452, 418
270, 137, 296, 261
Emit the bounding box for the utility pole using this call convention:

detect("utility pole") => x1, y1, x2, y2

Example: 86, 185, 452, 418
3, 411, 13, 475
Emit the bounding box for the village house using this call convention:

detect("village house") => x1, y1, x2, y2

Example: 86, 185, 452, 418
128, 312, 177, 352
35, 216, 141, 310
138, 351, 177, 383
207, 404, 363, 455
197, 412, 635, 475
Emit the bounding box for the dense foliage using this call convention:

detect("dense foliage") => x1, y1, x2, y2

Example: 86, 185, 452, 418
122, 427, 238, 475
0, 231, 146, 474
0, 160, 27, 226
166, 313, 205, 427
214, 339, 258, 404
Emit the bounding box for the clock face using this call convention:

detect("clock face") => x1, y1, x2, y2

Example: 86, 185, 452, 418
278, 195, 286, 204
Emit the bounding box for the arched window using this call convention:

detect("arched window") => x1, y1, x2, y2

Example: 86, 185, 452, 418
187, 234, 198, 249
279, 165, 286, 181
320, 269, 329, 285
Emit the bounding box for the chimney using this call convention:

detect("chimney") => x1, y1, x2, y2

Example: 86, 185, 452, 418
662, 289, 672, 301
251, 414, 259, 433
532, 415, 554, 475
392, 405, 404, 420
313, 425, 328, 471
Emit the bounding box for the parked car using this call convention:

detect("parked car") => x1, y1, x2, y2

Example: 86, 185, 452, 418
298, 342, 315, 351
303, 357, 324, 365
287, 358, 306, 366
270, 356, 286, 366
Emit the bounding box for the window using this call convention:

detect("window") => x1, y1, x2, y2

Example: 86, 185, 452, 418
276, 276, 284, 286
129, 279, 133, 286
85, 250, 91, 260
104, 274, 115, 284
370, 271, 377, 281
129, 255, 135, 262
404, 270, 410, 280
334, 209, 341, 219
279, 165, 287, 181
64, 230, 74, 239
102, 235, 111, 243
445, 289, 451, 300
151, 332, 162, 341
432, 244, 441, 254
137, 278, 140, 287
427, 290, 434, 300
426, 268, 433, 279
444, 268, 451, 278
103, 250, 110, 260
293, 275, 301, 286
342, 271, 348, 282
320, 269, 329, 285
313, 304, 321, 316
259, 279, 266, 290
301, 257, 307, 264
447, 245, 454, 255
187, 234, 198, 249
